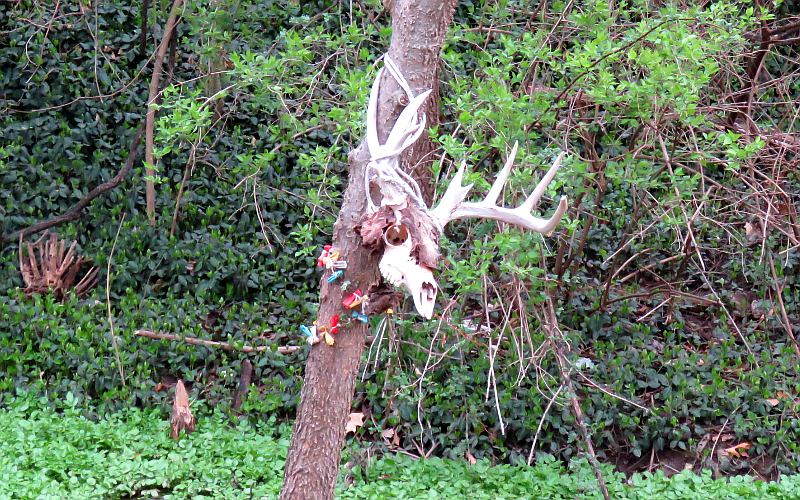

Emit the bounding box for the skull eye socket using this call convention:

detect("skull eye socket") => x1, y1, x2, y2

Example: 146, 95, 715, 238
384, 224, 410, 246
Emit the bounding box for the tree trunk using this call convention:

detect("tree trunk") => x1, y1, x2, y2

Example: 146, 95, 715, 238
279, 2, 457, 499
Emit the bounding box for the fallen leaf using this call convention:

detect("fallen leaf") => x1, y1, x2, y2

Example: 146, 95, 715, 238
722, 442, 751, 458
745, 221, 760, 242
382, 428, 395, 440
714, 433, 734, 443
766, 391, 794, 407
466, 450, 477, 465
345, 412, 365, 434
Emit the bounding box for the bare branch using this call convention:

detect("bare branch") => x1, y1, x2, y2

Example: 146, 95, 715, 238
134, 329, 303, 355
1, 127, 144, 246
144, 0, 184, 225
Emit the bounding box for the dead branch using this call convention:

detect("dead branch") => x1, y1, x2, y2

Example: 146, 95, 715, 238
542, 298, 610, 500
726, 16, 772, 128
134, 329, 303, 355
139, 0, 149, 59
232, 359, 254, 411
767, 254, 800, 357
106, 215, 127, 386
144, 0, 184, 225
170, 379, 196, 440
18, 232, 98, 300
1, 127, 144, 246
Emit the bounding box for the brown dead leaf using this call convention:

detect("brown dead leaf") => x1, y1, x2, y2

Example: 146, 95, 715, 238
465, 450, 477, 466
356, 207, 395, 250
745, 221, 760, 242
345, 412, 365, 434
722, 442, 751, 458
714, 433, 734, 443
766, 391, 793, 407
382, 428, 395, 440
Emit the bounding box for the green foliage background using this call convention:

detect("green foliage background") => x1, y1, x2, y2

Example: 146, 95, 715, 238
4, 394, 800, 498
1, 0, 799, 479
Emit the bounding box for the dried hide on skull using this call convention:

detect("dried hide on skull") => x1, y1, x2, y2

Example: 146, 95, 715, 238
358, 57, 569, 319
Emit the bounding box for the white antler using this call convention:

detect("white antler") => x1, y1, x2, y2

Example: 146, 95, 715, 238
364, 56, 431, 213
431, 142, 569, 233
358, 56, 569, 320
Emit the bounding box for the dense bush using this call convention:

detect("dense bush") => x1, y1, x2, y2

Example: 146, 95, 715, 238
2, 0, 799, 479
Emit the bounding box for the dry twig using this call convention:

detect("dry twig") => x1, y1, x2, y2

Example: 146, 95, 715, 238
541, 298, 610, 500
106, 214, 127, 386
134, 329, 303, 355
1, 127, 144, 245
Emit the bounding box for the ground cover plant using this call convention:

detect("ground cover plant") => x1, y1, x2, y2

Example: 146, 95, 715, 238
3, 394, 800, 499
0, 394, 288, 499
1, 0, 798, 489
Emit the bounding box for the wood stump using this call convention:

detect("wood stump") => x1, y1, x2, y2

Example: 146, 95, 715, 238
170, 380, 196, 440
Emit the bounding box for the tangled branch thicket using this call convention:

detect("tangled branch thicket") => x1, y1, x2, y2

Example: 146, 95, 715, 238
386, 2, 800, 476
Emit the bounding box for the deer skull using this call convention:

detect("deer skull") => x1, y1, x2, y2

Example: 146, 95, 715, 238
360, 57, 569, 319
378, 223, 437, 318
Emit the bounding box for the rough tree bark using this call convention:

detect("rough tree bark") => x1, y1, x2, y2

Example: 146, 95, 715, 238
279, 2, 457, 499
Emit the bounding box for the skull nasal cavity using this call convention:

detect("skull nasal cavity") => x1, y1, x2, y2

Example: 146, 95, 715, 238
385, 224, 410, 246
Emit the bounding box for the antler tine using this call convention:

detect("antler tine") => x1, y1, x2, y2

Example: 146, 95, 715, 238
430, 160, 473, 227
366, 66, 385, 158
521, 151, 565, 212
380, 90, 431, 159
484, 141, 518, 206
364, 56, 432, 214
432, 147, 569, 234
454, 193, 568, 233
365, 56, 432, 161
383, 55, 413, 98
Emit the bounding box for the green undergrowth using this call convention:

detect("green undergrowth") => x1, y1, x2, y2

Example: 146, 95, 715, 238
344, 455, 800, 500
0, 394, 289, 499
2, 395, 800, 499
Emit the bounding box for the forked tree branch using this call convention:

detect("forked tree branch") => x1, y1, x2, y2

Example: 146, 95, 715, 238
1, 127, 144, 246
